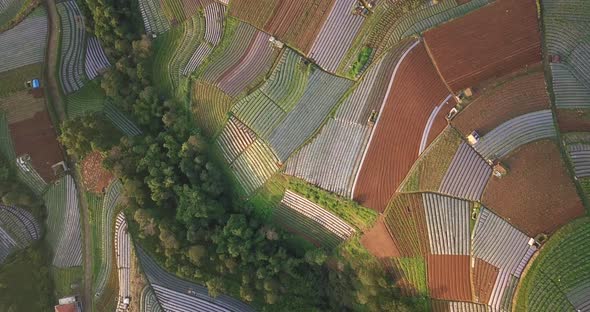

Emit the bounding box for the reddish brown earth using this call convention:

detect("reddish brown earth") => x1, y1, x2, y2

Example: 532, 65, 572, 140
383, 193, 430, 257
473, 258, 499, 304
556, 108, 590, 133
427, 255, 472, 302
354, 43, 452, 212
452, 70, 550, 136
424, 0, 542, 93
482, 140, 585, 236
426, 106, 452, 148
81, 151, 113, 194
264, 0, 335, 53
229, 0, 280, 30
361, 216, 400, 258
181, 0, 211, 18
9, 110, 63, 182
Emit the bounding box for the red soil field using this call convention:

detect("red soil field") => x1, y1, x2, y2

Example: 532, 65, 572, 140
556, 108, 590, 133
9, 110, 63, 182
81, 151, 114, 194
354, 42, 452, 212
424, 0, 542, 93
264, 0, 335, 53
228, 0, 279, 30
452, 71, 550, 136
482, 140, 585, 236
427, 255, 472, 302
361, 216, 400, 258
472, 258, 499, 304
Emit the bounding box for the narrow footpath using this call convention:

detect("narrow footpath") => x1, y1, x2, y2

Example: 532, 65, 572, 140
44, 0, 93, 310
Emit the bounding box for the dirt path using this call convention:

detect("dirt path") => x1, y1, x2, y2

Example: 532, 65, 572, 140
44, 0, 93, 310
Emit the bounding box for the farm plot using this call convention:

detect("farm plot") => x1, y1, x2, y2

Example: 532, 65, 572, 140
227, 0, 278, 30
115, 213, 131, 312
422, 193, 470, 256
230, 139, 280, 195
360, 216, 400, 259
353, 42, 453, 212
0, 205, 41, 263
383, 193, 430, 257
215, 116, 256, 163
0, 0, 24, 27
424, 0, 542, 93
160, 0, 185, 24
438, 142, 491, 201
431, 300, 490, 312
81, 150, 113, 193
104, 100, 142, 136
85, 36, 110, 80
0, 63, 43, 96
65, 81, 106, 119
263, 0, 336, 54
191, 81, 232, 137
0, 90, 45, 124
452, 71, 551, 137
472, 258, 499, 305
183, 2, 225, 75
482, 140, 585, 237
0, 226, 16, 264
267, 68, 353, 161
471, 110, 556, 161
58, 0, 86, 94
95, 180, 123, 297
308, 0, 365, 73
389, 257, 427, 297
0, 7, 47, 73
567, 143, 590, 178
0, 112, 15, 161
137, 247, 255, 312
285, 41, 416, 198
141, 286, 163, 312
274, 190, 356, 248
556, 109, 590, 133
551, 63, 590, 109
44, 175, 83, 267
138, 0, 170, 34
516, 217, 590, 312
9, 109, 64, 182
427, 254, 471, 302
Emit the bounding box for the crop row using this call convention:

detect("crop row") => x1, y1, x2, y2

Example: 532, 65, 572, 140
568, 143, 590, 178
438, 142, 491, 201
85, 36, 110, 80
0, 8, 47, 73
66, 82, 105, 119
44, 174, 83, 267
422, 193, 471, 256
160, 0, 185, 24
230, 139, 279, 195
0, 0, 23, 26
0, 205, 41, 263
0, 112, 15, 161
191, 81, 232, 137
138, 0, 170, 34
389, 257, 427, 297
141, 286, 163, 312
182, 2, 224, 76
216, 116, 256, 163
115, 212, 131, 311
104, 100, 142, 136
383, 193, 430, 257
15, 155, 47, 195
168, 14, 204, 89
551, 63, 590, 109
58, 1, 86, 94
232, 90, 285, 139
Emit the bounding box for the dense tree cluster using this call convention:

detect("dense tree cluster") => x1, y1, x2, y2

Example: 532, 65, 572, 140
59, 114, 121, 159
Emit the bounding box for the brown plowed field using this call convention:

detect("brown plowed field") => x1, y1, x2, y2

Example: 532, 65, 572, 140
424, 0, 542, 93
427, 255, 472, 302
361, 216, 400, 258
472, 258, 499, 304
383, 193, 430, 257
81, 151, 113, 194
556, 108, 590, 133
229, 0, 279, 30
264, 0, 335, 54
426, 106, 452, 147
482, 140, 585, 236
452, 71, 550, 136
354, 42, 452, 212
10, 110, 63, 182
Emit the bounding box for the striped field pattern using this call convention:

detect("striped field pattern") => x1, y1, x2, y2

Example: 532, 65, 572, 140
309, 0, 365, 73
85, 36, 111, 80
422, 193, 470, 255
439, 142, 491, 201
0, 205, 41, 263
230, 139, 279, 195
232, 89, 285, 139
216, 116, 256, 163
137, 247, 255, 312
138, 0, 170, 34
183, 2, 223, 75
567, 281, 590, 312
104, 100, 142, 136
0, 8, 47, 73
568, 143, 590, 178
58, 1, 86, 94
115, 212, 131, 312
44, 175, 83, 267
141, 286, 164, 312
472, 110, 556, 160
551, 63, 590, 108
15, 155, 47, 196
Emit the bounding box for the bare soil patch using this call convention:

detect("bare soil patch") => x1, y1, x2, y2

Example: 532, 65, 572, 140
482, 140, 584, 236
361, 216, 400, 258
452, 71, 550, 136
354, 43, 451, 212
427, 254, 472, 301
473, 258, 499, 304
81, 151, 113, 194
9, 110, 63, 182
424, 0, 542, 93
556, 108, 590, 133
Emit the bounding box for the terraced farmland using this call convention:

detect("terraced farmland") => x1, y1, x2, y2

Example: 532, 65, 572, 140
227, 0, 278, 30
0, 0, 25, 27
44, 175, 83, 267
230, 139, 280, 195
191, 81, 232, 137
383, 193, 430, 257
567, 143, 590, 178
85, 36, 110, 80
183, 2, 225, 75
138, 0, 170, 34
115, 213, 131, 311
438, 142, 491, 201
422, 193, 470, 256
0, 112, 15, 161
0, 204, 41, 263
516, 217, 590, 312
104, 100, 142, 136
0, 7, 47, 73
58, 0, 86, 94
137, 247, 255, 312
65, 81, 106, 119
141, 286, 163, 312
160, 0, 185, 24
